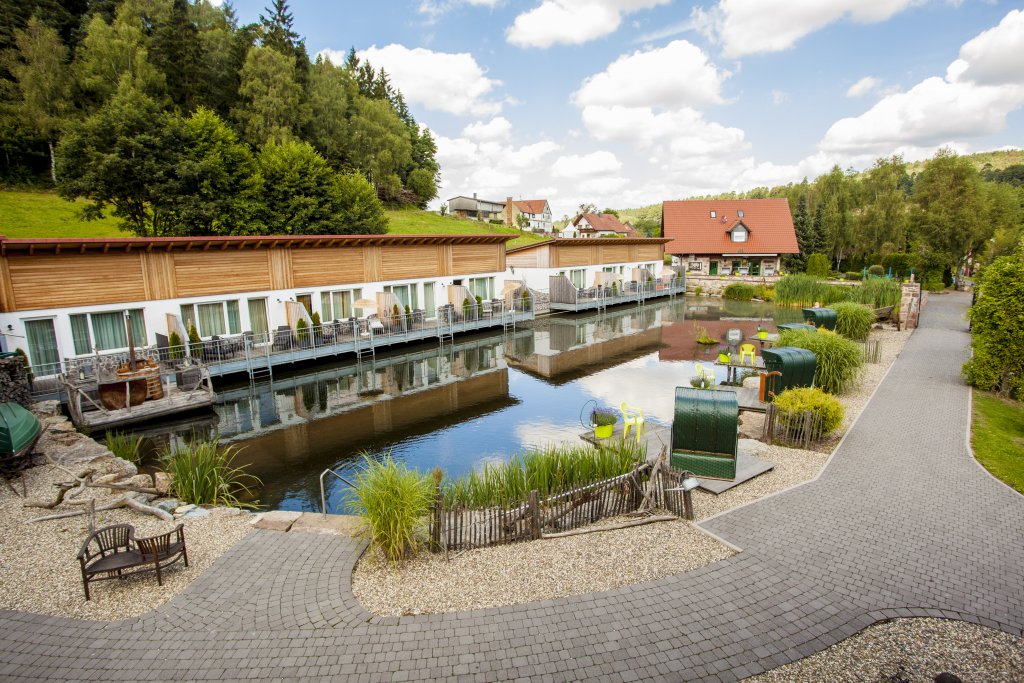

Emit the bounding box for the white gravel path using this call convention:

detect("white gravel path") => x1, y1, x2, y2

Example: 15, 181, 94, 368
0, 462, 253, 621
745, 617, 1023, 682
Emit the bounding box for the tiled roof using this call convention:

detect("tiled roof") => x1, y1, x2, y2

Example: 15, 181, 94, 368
513, 199, 548, 214
573, 213, 635, 235
662, 199, 798, 255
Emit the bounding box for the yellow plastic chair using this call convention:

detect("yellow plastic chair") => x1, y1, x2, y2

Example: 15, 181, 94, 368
620, 401, 645, 440
739, 343, 756, 365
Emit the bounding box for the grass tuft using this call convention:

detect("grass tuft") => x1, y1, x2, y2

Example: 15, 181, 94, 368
776, 327, 864, 394
160, 438, 261, 508
832, 301, 876, 341
347, 453, 433, 565
105, 431, 144, 464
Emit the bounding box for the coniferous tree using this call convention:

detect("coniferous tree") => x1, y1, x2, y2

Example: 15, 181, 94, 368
784, 194, 810, 272
149, 0, 204, 111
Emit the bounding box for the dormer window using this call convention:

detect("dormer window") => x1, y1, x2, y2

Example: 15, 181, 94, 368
731, 225, 748, 243
710, 210, 716, 218
737, 210, 744, 217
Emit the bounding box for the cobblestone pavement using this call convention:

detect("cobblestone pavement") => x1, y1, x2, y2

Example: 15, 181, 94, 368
1, 292, 1021, 682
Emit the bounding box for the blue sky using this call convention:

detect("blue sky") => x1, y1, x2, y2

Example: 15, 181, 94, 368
228, 1, 1024, 217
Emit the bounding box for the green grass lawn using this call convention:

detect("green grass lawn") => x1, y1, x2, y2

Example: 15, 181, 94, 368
971, 391, 1024, 494
0, 189, 123, 238
0, 191, 546, 248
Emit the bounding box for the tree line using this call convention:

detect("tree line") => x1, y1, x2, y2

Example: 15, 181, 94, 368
1, 0, 441, 236
694, 151, 1023, 287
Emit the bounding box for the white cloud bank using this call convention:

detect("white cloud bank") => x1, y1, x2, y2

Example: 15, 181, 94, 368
846, 76, 880, 98
507, 0, 669, 48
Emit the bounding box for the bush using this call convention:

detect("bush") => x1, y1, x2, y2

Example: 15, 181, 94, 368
348, 454, 433, 564
754, 284, 775, 301
105, 431, 143, 464
773, 387, 845, 434
845, 271, 862, 281
867, 264, 884, 277
723, 282, 755, 300
882, 252, 913, 278
187, 324, 202, 358
805, 253, 830, 277
832, 301, 875, 341
964, 256, 1024, 399
310, 311, 321, 328
296, 317, 309, 342
161, 439, 260, 508
168, 331, 183, 360
776, 328, 864, 394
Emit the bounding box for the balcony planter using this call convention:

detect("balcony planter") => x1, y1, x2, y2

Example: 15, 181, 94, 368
590, 409, 617, 439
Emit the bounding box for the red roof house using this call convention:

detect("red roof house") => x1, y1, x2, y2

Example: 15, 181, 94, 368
661, 199, 797, 276
565, 212, 636, 238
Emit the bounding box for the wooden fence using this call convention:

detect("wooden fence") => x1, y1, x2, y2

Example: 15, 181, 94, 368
429, 459, 691, 552
762, 402, 826, 448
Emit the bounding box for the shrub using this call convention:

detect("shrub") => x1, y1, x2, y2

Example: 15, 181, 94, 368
776, 328, 863, 394
723, 282, 755, 300
845, 271, 862, 281
805, 253, 830, 277
296, 317, 309, 342
867, 264, 885, 277
187, 324, 202, 358
694, 285, 703, 297
848, 278, 902, 308
773, 387, 845, 434
922, 271, 945, 291
161, 439, 260, 508
882, 252, 913, 278
168, 331, 183, 360
754, 284, 775, 301
310, 311, 321, 328
105, 431, 143, 464
832, 301, 875, 341
964, 256, 1024, 399
348, 453, 433, 565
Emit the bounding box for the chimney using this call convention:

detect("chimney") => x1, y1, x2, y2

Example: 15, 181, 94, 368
506, 196, 513, 226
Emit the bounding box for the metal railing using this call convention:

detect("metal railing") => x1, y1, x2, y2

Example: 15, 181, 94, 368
551, 277, 686, 311
320, 467, 356, 518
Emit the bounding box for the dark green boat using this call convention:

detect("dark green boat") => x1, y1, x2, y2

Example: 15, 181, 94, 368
0, 403, 41, 471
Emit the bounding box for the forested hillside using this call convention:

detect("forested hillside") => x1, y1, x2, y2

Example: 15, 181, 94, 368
1, 0, 439, 236
618, 149, 1024, 283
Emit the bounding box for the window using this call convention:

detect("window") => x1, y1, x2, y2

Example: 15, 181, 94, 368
731, 226, 748, 243
24, 318, 60, 376
602, 266, 617, 273
180, 300, 240, 337
247, 298, 269, 334
320, 288, 361, 320
569, 269, 585, 289
384, 284, 418, 309
737, 209, 744, 217
710, 210, 716, 218
70, 309, 147, 353
468, 276, 494, 300
296, 294, 313, 316
424, 282, 436, 315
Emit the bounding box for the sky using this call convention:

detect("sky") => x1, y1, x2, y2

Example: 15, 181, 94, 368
227, 1, 1024, 218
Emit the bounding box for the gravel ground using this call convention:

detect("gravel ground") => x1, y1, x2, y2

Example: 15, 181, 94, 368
0, 462, 253, 621
353, 514, 734, 616
746, 617, 1023, 682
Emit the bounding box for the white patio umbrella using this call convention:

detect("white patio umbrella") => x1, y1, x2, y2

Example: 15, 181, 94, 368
501, 281, 524, 295
354, 298, 377, 312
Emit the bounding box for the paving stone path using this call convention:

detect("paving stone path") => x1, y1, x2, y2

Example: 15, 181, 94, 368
2, 292, 1022, 682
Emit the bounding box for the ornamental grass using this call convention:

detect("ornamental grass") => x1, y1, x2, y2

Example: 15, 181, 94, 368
832, 301, 876, 341
348, 453, 434, 565
773, 387, 845, 434
776, 327, 864, 394
160, 439, 261, 509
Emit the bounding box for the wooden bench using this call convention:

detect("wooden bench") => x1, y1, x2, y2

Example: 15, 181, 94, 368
78, 523, 189, 600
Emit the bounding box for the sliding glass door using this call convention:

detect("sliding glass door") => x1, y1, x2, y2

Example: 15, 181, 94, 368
24, 319, 60, 377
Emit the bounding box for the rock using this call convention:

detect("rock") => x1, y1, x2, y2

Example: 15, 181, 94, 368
741, 375, 761, 389
152, 472, 172, 495
289, 513, 361, 537
156, 499, 183, 513
174, 504, 196, 515
126, 474, 154, 489
128, 491, 157, 504
252, 510, 302, 532
88, 456, 137, 481
214, 507, 241, 517
54, 439, 112, 467
181, 507, 210, 519
31, 400, 61, 417
94, 473, 123, 486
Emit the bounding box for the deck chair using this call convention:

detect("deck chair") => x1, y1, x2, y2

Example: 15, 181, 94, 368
739, 343, 756, 365
620, 402, 645, 440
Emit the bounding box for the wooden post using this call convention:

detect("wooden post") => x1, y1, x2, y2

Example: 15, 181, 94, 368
431, 483, 442, 552
87, 498, 96, 534
682, 476, 694, 521
529, 489, 541, 540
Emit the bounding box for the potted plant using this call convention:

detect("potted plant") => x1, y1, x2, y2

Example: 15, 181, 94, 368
717, 347, 732, 364
462, 297, 473, 320
296, 318, 310, 347
690, 372, 713, 390
756, 325, 768, 340
310, 311, 322, 344
187, 324, 203, 359
590, 409, 617, 439
611, 281, 618, 296
392, 303, 402, 330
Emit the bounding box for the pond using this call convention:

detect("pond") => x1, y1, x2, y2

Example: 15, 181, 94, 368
134, 297, 802, 512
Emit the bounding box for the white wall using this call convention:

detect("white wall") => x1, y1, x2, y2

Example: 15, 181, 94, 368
508, 260, 662, 292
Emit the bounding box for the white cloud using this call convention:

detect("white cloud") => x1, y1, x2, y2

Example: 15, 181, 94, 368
506, 0, 669, 49
846, 76, 880, 98
581, 105, 747, 157
463, 117, 512, 141
578, 176, 631, 194
771, 90, 787, 105
573, 41, 729, 109
419, 0, 501, 22
550, 151, 623, 178
947, 9, 1024, 86
434, 129, 561, 204
698, 0, 923, 58
331, 44, 502, 117
821, 11, 1024, 156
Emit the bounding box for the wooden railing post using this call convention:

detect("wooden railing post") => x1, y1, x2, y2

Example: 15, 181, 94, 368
529, 489, 541, 540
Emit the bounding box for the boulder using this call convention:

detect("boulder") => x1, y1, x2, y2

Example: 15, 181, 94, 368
126, 473, 155, 490
152, 472, 172, 495
174, 504, 196, 515
156, 499, 183, 513
180, 507, 210, 519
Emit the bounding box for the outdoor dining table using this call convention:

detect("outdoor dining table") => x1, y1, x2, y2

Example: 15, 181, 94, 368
715, 356, 766, 383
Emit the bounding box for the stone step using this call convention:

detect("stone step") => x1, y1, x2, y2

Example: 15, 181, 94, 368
252, 510, 361, 536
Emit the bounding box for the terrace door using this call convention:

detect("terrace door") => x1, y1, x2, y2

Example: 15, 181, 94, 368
24, 318, 60, 377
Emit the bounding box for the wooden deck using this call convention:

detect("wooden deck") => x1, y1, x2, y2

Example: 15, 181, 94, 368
75, 388, 216, 432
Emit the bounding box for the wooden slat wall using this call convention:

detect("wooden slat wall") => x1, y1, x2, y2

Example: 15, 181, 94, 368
599, 245, 630, 263
451, 244, 500, 273
291, 248, 366, 287
140, 252, 176, 300
381, 246, 441, 280
637, 244, 663, 260
174, 251, 272, 296
505, 250, 540, 269
7, 254, 147, 310
552, 246, 595, 267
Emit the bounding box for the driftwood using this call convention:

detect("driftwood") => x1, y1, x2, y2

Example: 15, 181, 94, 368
542, 515, 677, 539
83, 482, 161, 496
28, 495, 173, 523
23, 481, 77, 509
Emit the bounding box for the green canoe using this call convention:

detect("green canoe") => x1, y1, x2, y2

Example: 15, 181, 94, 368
0, 402, 41, 460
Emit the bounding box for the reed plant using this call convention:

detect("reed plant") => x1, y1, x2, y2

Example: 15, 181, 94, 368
847, 278, 902, 309
105, 431, 144, 464
160, 439, 261, 508
693, 324, 716, 344
444, 441, 646, 508
774, 274, 849, 308
776, 328, 864, 394
723, 282, 755, 300
832, 301, 875, 341
348, 454, 433, 565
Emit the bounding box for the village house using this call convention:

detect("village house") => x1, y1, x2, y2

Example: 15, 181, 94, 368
447, 194, 506, 222
505, 198, 553, 233
661, 199, 798, 276
560, 212, 637, 239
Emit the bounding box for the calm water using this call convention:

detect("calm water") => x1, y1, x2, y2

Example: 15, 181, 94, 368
137, 298, 802, 512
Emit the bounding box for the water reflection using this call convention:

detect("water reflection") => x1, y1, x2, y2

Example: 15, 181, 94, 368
136, 296, 801, 511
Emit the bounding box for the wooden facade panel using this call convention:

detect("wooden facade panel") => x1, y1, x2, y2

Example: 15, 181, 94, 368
505, 251, 540, 269
173, 251, 272, 297
291, 248, 366, 287
141, 252, 176, 300
637, 244, 664, 261
451, 244, 500, 274
269, 249, 294, 290
8, 254, 147, 310
552, 246, 594, 267
598, 245, 630, 263
380, 246, 441, 280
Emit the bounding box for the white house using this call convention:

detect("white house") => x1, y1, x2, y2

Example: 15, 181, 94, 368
505, 198, 553, 233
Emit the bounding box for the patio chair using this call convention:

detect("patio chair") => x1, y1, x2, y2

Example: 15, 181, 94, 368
78, 524, 141, 601
272, 325, 292, 351
135, 524, 189, 586
739, 343, 756, 365
620, 402, 645, 440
